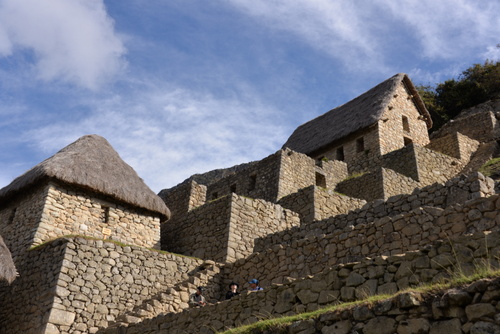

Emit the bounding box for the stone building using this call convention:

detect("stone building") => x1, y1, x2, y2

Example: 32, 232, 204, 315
283, 73, 432, 173
0, 74, 499, 333
0, 134, 170, 260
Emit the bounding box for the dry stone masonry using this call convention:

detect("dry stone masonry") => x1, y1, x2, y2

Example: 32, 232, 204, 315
1, 74, 499, 333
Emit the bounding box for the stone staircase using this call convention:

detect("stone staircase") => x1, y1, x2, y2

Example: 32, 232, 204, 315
107, 260, 221, 328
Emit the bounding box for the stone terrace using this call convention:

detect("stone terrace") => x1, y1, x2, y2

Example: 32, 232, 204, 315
100, 229, 500, 333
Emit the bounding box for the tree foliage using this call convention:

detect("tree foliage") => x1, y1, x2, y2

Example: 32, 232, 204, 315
417, 60, 500, 132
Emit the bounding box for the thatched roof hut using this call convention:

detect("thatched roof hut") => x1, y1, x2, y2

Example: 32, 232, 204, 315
283, 73, 432, 155
0, 135, 170, 220
0, 235, 17, 284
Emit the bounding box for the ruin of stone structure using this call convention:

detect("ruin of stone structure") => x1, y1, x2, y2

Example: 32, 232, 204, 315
1, 73, 500, 333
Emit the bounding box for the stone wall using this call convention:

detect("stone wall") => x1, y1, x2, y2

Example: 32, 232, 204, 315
317, 159, 349, 188
313, 126, 382, 174
162, 194, 299, 263
157, 180, 207, 220
162, 195, 232, 261
381, 168, 422, 199
227, 195, 300, 262
381, 144, 420, 181
381, 143, 464, 186
39, 182, 161, 249
336, 142, 471, 203
377, 81, 430, 155
238, 177, 496, 287
335, 168, 420, 202
202, 149, 319, 204
0, 236, 65, 333
267, 277, 500, 334
205, 151, 283, 203
278, 185, 367, 224
277, 149, 318, 200
103, 230, 500, 333
0, 237, 211, 334
0, 183, 48, 261
257, 173, 494, 254
432, 107, 500, 143
427, 131, 480, 162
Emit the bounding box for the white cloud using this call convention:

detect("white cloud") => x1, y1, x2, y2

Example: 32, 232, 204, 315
0, 0, 126, 89
227, 0, 500, 72
227, 0, 386, 72
23, 83, 289, 192
379, 0, 500, 60
483, 44, 500, 62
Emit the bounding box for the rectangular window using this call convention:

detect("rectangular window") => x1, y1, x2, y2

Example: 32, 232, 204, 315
315, 172, 326, 188
211, 192, 218, 200
336, 147, 344, 161
356, 137, 364, 153
230, 184, 236, 193
402, 115, 410, 132
102, 206, 110, 224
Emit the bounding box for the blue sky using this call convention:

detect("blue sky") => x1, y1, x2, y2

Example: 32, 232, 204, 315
0, 0, 499, 192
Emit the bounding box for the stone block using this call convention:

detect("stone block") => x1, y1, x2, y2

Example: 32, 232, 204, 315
47, 309, 76, 326
363, 316, 396, 334
397, 318, 430, 334
465, 303, 496, 321
429, 318, 462, 334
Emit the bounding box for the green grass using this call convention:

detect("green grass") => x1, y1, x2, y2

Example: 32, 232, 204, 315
29, 234, 200, 260
217, 266, 500, 334
341, 172, 367, 182
479, 157, 500, 177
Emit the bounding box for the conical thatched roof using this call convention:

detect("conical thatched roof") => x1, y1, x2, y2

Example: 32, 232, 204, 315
0, 235, 17, 284
283, 73, 432, 155
0, 135, 170, 219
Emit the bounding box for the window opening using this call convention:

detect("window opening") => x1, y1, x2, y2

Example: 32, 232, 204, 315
230, 184, 236, 193
211, 192, 218, 200
356, 137, 365, 153
315, 173, 326, 188
402, 115, 410, 132
102, 206, 110, 224
336, 147, 344, 161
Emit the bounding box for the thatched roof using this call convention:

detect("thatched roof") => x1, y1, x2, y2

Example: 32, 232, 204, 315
0, 235, 17, 284
0, 135, 170, 219
283, 73, 432, 155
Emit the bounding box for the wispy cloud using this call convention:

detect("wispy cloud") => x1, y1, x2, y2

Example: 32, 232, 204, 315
0, 0, 126, 89
227, 0, 500, 76
227, 1, 387, 72
379, 0, 500, 60
23, 82, 288, 191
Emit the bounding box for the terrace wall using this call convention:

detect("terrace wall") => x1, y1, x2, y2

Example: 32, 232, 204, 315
278, 185, 366, 224
104, 230, 500, 333
0, 237, 211, 334
162, 194, 299, 263
257, 172, 494, 254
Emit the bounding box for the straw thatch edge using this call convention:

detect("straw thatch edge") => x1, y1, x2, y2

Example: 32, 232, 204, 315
0, 235, 18, 284
0, 135, 170, 220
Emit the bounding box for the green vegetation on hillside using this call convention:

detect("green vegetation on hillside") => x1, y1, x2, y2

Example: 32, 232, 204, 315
417, 59, 500, 132
479, 157, 500, 178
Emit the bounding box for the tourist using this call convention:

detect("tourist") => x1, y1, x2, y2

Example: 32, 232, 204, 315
225, 282, 240, 299
248, 279, 263, 291
189, 286, 207, 307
